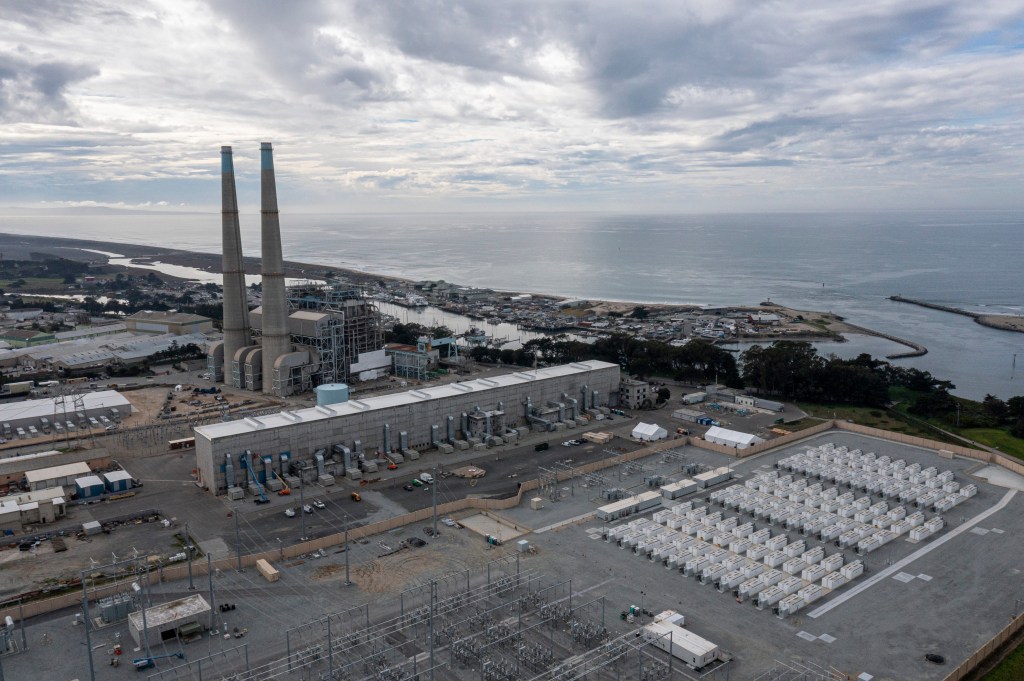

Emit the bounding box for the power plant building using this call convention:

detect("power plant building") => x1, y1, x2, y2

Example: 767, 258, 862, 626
207, 143, 383, 397
193, 361, 619, 496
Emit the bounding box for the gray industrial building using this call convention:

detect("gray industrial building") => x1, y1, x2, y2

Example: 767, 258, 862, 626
193, 360, 620, 496
0, 390, 130, 441
207, 144, 383, 397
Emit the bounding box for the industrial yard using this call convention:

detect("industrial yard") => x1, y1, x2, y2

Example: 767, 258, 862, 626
2, 426, 1023, 680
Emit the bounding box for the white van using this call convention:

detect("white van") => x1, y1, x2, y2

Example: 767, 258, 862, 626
419, 472, 434, 484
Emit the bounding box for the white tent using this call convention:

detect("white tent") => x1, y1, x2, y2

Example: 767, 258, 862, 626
632, 422, 668, 442
704, 425, 764, 449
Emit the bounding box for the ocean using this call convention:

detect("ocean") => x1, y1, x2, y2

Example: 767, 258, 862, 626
1, 210, 1021, 400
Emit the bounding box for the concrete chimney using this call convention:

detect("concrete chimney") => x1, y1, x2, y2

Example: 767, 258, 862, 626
220, 146, 250, 386
259, 142, 291, 394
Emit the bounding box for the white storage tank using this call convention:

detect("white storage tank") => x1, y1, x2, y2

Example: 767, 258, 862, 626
315, 383, 350, 406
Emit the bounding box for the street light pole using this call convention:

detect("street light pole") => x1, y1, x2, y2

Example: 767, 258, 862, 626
344, 520, 351, 587
300, 480, 306, 541
185, 521, 194, 590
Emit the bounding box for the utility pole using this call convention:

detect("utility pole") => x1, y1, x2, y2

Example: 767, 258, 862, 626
344, 519, 351, 586
139, 558, 151, 659
208, 552, 216, 632
299, 480, 306, 541
185, 521, 194, 590
429, 579, 436, 681
432, 466, 438, 537
80, 569, 96, 681
234, 511, 242, 572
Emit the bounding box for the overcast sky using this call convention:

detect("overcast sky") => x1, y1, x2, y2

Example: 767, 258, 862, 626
2, 0, 1023, 213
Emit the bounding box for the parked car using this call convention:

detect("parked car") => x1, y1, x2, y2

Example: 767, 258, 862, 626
312, 499, 326, 510
303, 505, 313, 514
284, 508, 296, 517
403, 484, 414, 492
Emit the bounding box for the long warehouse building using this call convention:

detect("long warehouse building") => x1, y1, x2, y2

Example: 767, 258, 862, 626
194, 361, 619, 496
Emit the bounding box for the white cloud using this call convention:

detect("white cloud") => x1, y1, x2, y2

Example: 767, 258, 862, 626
0, 0, 1021, 211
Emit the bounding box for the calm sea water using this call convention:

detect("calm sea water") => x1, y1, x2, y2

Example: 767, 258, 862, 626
1, 211, 1021, 400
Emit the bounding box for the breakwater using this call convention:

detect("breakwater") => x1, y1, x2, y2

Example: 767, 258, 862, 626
840, 320, 928, 359
889, 296, 1024, 335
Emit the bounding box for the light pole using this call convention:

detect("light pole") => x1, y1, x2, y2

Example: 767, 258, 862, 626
185, 522, 194, 590
299, 480, 307, 541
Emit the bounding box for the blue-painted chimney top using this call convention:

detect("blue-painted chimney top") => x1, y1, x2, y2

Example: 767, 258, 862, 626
260, 142, 274, 170
221, 145, 233, 174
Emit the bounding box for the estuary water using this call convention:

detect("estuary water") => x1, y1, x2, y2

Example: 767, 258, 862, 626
1, 210, 1021, 400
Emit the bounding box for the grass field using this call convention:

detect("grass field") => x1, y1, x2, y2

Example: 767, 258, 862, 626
961, 428, 1024, 460
0, 276, 67, 291
793, 402, 957, 441
981, 640, 1024, 680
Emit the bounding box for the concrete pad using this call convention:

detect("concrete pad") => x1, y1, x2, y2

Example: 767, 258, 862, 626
457, 512, 529, 543
973, 465, 1024, 491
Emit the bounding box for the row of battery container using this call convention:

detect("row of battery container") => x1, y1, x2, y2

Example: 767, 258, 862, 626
603, 503, 866, 619
711, 477, 953, 544
738, 463, 976, 520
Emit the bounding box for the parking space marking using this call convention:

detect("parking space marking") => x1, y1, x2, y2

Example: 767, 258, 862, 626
808, 489, 1017, 619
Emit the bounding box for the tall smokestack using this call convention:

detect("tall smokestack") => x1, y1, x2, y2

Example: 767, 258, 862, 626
220, 146, 250, 386
259, 142, 291, 394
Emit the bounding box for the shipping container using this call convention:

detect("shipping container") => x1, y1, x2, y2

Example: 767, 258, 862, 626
782, 540, 806, 558
641, 620, 718, 670
757, 585, 785, 609
820, 553, 844, 573
763, 550, 787, 568
782, 558, 807, 576
737, 577, 766, 601
700, 563, 728, 585
746, 543, 769, 561
775, 593, 805, 618
822, 571, 848, 590
778, 576, 803, 595
695, 467, 733, 489
256, 558, 279, 582
802, 564, 827, 583
840, 560, 864, 580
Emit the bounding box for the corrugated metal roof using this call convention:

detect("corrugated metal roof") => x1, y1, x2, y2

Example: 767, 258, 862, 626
24, 462, 91, 483
103, 470, 133, 482
196, 361, 617, 441
75, 475, 104, 487
0, 390, 131, 423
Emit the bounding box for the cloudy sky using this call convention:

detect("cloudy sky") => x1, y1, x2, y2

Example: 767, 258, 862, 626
2, 0, 1023, 213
